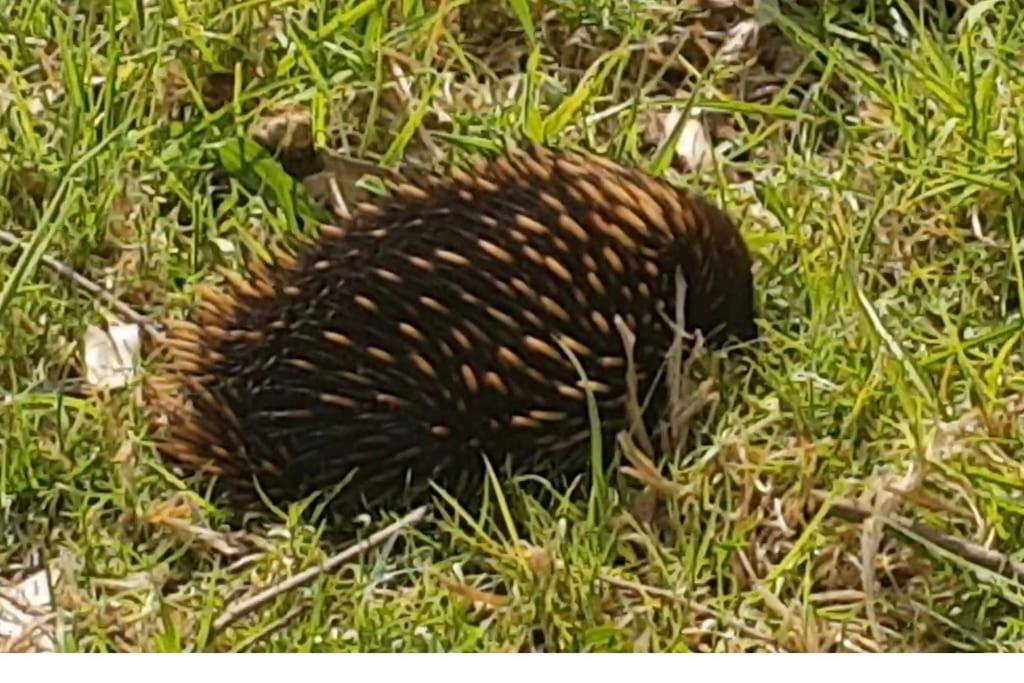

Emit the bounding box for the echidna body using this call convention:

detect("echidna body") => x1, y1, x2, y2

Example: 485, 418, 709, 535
149, 146, 757, 509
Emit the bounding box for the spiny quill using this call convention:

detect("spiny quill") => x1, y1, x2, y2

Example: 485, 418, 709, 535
146, 145, 758, 511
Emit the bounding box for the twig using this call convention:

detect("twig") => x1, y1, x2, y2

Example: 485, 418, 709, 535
614, 314, 655, 456
0, 229, 161, 337
211, 505, 429, 635
666, 267, 688, 452
597, 573, 774, 644
326, 176, 352, 219
229, 605, 305, 653
812, 491, 1024, 584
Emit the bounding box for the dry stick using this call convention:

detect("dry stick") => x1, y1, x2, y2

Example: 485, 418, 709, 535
231, 605, 306, 653
811, 491, 1024, 584
614, 314, 655, 456
0, 229, 161, 337
326, 176, 351, 220
597, 573, 773, 645
211, 505, 429, 635
665, 268, 688, 453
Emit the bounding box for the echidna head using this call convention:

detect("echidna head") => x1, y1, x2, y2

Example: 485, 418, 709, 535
713, 252, 758, 344
676, 196, 759, 346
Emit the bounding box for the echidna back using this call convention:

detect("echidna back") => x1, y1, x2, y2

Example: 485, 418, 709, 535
149, 145, 757, 510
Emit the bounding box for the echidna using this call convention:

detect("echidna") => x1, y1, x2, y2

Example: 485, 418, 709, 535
147, 145, 757, 511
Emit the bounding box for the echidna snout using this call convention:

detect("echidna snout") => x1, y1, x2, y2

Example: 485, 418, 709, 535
147, 145, 758, 510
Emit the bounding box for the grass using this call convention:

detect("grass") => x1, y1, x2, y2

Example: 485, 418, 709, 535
1, 0, 1023, 652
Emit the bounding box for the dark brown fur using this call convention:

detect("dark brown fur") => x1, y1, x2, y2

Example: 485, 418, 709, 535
147, 145, 757, 511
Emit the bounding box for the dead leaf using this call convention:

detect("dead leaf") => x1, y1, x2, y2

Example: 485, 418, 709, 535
717, 18, 760, 63
675, 114, 715, 171
83, 322, 141, 390
643, 108, 716, 172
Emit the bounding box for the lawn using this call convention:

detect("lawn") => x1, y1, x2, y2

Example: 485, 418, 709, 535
1, 0, 1023, 652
